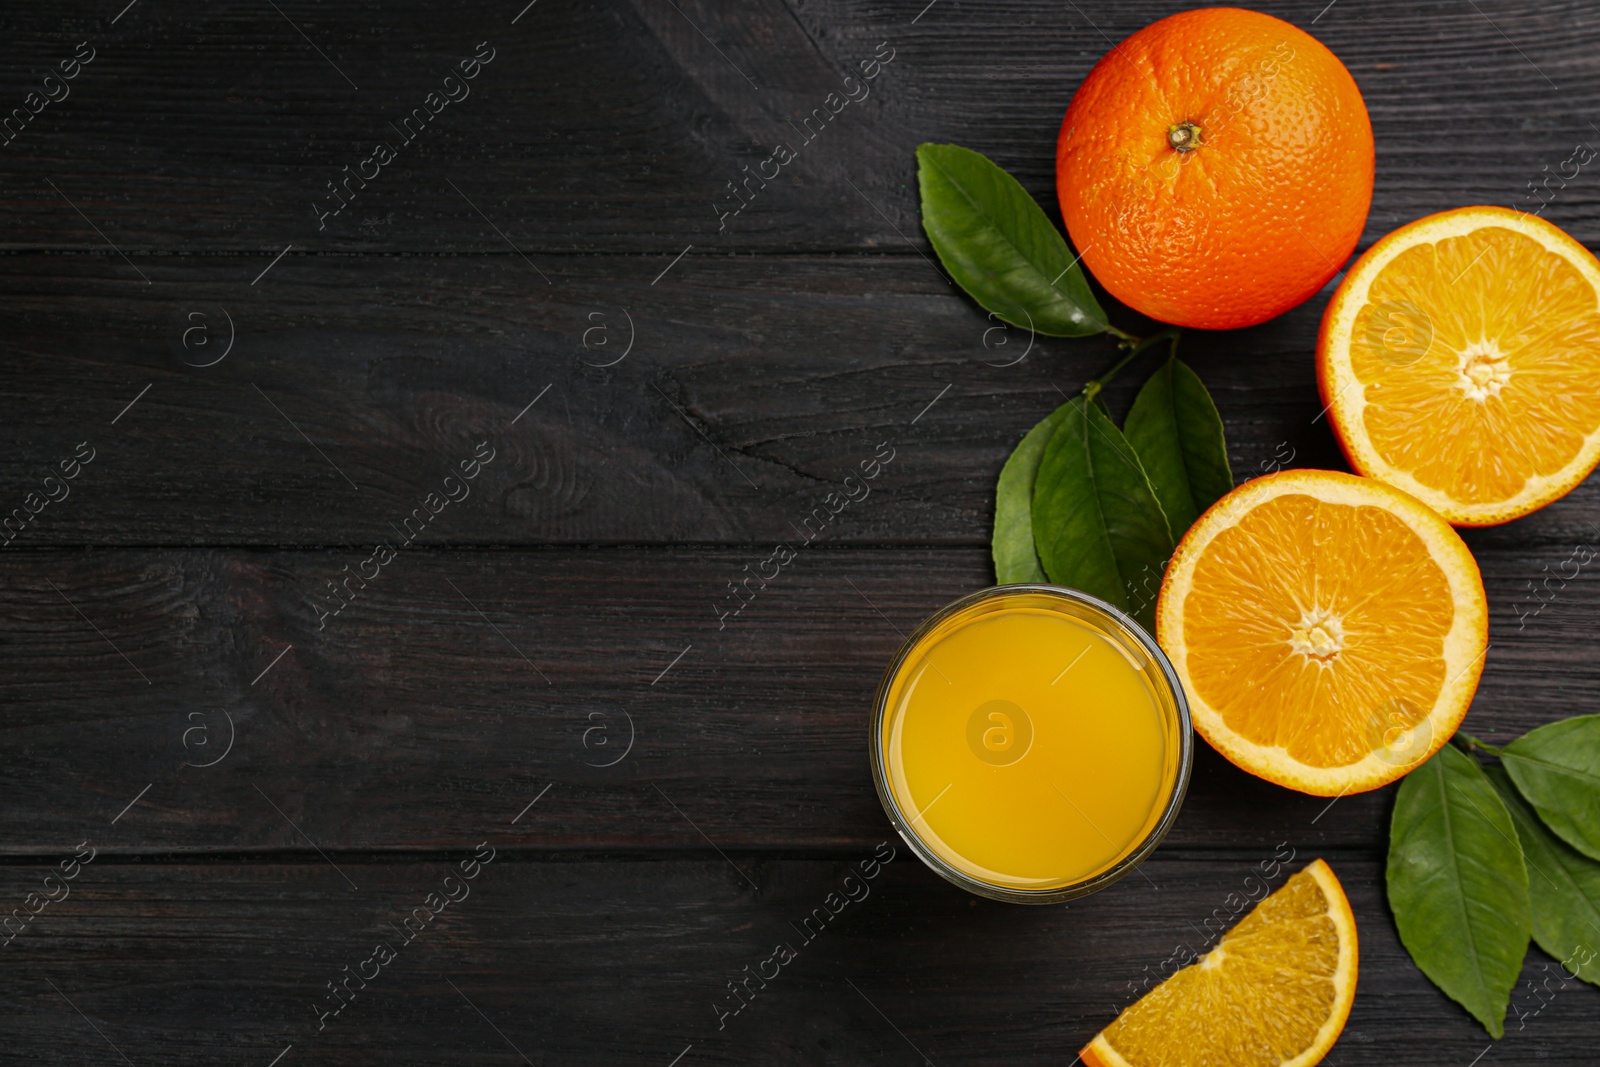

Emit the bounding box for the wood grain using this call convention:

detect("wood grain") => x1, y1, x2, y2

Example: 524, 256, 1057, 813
4, 252, 1599, 547
0, 853, 1593, 1065
0, 545, 1591, 853
0, 1, 1597, 252
6, 0, 1600, 1058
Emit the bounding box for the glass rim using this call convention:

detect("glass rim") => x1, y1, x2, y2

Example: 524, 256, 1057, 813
868, 582, 1193, 904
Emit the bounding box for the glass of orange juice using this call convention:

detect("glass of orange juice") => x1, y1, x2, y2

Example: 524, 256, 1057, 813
870, 584, 1191, 903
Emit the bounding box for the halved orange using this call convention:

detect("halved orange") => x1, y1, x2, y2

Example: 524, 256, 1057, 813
1156, 469, 1487, 796
1318, 205, 1600, 525
1080, 859, 1358, 1067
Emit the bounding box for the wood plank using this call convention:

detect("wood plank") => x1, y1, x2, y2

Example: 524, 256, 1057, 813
0, 1, 1598, 251
0, 545, 1591, 852
1, 852, 1593, 1064
4, 0, 1597, 1059
6, 252, 1600, 547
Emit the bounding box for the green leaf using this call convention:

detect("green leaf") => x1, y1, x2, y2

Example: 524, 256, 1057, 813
1030, 397, 1173, 630
1501, 715, 1600, 862
1387, 743, 1531, 1038
1123, 358, 1235, 535
916, 143, 1107, 338
1487, 766, 1600, 987
993, 403, 1071, 584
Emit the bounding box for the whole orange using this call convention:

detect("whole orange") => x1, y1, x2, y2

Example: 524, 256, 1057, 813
1056, 8, 1374, 330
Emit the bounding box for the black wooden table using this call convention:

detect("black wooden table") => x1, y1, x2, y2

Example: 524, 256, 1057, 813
2, 1, 1598, 1063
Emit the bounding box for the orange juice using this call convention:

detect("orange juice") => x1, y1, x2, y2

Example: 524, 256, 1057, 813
871, 586, 1191, 902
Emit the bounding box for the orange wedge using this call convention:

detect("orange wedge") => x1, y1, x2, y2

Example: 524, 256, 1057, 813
1081, 859, 1358, 1067
1156, 469, 1487, 796
1318, 205, 1600, 525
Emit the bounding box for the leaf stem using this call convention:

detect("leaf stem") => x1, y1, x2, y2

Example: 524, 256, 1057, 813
1454, 732, 1504, 758
1084, 326, 1181, 402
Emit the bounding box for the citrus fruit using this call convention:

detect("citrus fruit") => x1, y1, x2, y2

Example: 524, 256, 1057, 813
1056, 8, 1373, 330
1318, 205, 1600, 525
1080, 859, 1358, 1067
1155, 469, 1488, 796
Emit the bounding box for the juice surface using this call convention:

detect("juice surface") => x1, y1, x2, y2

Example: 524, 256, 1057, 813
880, 593, 1182, 891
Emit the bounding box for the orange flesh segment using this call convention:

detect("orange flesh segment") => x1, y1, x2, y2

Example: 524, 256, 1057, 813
1352, 226, 1600, 504
1087, 861, 1353, 1067
1181, 493, 1452, 769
